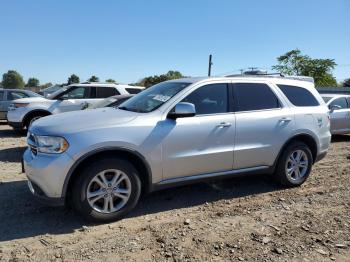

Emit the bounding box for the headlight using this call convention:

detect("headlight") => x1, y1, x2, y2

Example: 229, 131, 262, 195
36, 135, 69, 154
13, 103, 29, 108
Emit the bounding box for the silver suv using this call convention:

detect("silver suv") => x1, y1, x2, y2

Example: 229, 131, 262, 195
23, 75, 331, 222
7, 83, 144, 129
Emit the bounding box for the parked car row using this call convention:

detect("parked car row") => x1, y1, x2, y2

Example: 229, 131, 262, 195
6, 83, 143, 129
22, 74, 332, 222
0, 89, 42, 121
321, 94, 350, 135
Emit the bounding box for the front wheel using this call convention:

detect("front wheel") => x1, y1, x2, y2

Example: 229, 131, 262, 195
274, 141, 313, 186
72, 158, 141, 222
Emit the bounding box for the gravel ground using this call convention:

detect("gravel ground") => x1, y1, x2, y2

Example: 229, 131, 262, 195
0, 123, 349, 261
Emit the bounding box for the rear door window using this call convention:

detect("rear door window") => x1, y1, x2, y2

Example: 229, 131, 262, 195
233, 83, 280, 112
278, 84, 319, 107
96, 87, 119, 98
0, 91, 4, 101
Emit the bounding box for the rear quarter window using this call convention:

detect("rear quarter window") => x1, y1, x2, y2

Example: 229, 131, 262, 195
278, 84, 319, 107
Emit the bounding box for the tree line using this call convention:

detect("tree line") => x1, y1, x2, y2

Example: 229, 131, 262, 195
1, 49, 349, 89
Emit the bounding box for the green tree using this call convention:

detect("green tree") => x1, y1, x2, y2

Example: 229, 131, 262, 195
272, 49, 337, 87
106, 78, 117, 83
67, 74, 80, 85
1, 70, 25, 89
342, 79, 350, 87
26, 77, 40, 87
40, 82, 53, 89
138, 70, 184, 88
88, 75, 99, 82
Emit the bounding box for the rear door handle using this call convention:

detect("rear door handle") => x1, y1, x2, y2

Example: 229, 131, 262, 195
279, 117, 292, 123
217, 122, 232, 128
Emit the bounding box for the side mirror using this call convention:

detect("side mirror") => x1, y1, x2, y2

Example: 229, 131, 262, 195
168, 102, 196, 119
329, 105, 341, 113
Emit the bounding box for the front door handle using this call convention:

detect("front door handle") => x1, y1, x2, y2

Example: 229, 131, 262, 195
279, 117, 292, 123
217, 122, 232, 128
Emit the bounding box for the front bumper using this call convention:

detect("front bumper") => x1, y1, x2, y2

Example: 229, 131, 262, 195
27, 180, 65, 206
23, 148, 74, 205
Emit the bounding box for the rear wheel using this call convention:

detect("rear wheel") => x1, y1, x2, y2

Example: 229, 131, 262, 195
274, 141, 313, 186
72, 158, 141, 222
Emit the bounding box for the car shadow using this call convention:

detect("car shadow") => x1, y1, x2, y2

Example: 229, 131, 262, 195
0, 147, 27, 162
331, 134, 350, 143
0, 174, 283, 242
0, 126, 25, 138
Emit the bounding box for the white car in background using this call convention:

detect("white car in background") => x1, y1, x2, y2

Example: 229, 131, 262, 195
321, 94, 350, 134
7, 83, 144, 130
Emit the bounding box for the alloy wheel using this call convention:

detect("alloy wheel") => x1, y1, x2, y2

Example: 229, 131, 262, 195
86, 169, 131, 214
285, 150, 309, 181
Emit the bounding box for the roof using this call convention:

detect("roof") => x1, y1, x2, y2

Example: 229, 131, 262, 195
317, 86, 350, 94
168, 75, 315, 87
320, 93, 350, 98
71, 82, 144, 89
0, 88, 36, 92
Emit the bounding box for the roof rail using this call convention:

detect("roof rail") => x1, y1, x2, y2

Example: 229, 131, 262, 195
225, 72, 314, 83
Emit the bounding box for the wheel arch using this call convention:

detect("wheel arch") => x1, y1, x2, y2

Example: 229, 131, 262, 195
274, 133, 318, 168
62, 147, 152, 201
23, 109, 51, 127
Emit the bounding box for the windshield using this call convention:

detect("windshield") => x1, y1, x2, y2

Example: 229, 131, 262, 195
322, 96, 332, 103
118, 82, 191, 113
26, 91, 42, 97
89, 97, 118, 109
48, 87, 67, 99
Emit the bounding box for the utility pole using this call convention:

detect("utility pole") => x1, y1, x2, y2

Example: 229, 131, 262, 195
208, 54, 213, 76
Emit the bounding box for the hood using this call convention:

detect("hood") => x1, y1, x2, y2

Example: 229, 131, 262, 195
30, 108, 138, 135
14, 97, 50, 103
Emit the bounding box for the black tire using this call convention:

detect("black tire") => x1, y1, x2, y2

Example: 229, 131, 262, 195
274, 141, 313, 187
72, 158, 141, 223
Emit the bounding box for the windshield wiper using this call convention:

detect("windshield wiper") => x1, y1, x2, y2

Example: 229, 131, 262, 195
118, 106, 131, 111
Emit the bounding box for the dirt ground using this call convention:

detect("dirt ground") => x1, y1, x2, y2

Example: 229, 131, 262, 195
0, 123, 349, 262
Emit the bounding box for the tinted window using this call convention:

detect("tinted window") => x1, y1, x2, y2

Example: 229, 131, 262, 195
0, 91, 4, 101
329, 97, 348, 109
181, 83, 229, 115
96, 87, 119, 98
233, 83, 280, 112
59, 86, 90, 99
8, 91, 29, 100
278, 84, 319, 107
126, 88, 142, 94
